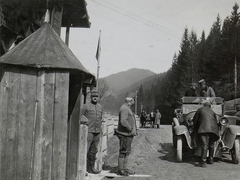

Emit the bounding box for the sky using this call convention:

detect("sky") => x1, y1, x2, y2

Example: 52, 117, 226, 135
61, 0, 238, 78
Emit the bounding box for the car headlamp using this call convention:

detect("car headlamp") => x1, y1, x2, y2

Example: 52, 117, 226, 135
220, 117, 229, 126
187, 117, 194, 125
188, 127, 194, 134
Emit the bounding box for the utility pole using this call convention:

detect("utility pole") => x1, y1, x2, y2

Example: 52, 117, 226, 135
234, 55, 237, 99
135, 91, 138, 115
234, 21, 238, 99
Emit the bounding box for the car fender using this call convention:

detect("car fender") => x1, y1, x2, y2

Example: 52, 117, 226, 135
173, 125, 192, 149
222, 125, 240, 149
173, 117, 180, 126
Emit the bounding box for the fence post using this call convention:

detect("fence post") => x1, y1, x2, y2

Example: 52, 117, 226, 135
77, 122, 88, 180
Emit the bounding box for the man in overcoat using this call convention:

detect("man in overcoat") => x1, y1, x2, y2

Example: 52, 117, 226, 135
154, 109, 161, 128
192, 100, 219, 167
115, 92, 138, 176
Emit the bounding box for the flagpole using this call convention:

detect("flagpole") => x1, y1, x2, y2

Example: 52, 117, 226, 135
96, 30, 101, 90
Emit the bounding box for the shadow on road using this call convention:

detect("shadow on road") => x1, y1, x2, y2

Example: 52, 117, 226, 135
102, 164, 118, 173
158, 142, 197, 165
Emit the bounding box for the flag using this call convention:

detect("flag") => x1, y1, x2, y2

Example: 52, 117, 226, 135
95, 30, 101, 61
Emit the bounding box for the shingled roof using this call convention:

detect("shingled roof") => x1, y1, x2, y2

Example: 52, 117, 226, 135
0, 22, 94, 79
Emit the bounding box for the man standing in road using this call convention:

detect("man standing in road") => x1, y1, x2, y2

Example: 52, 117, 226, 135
80, 90, 103, 174
192, 100, 219, 167
154, 109, 161, 129
150, 110, 155, 128
115, 92, 138, 176
140, 109, 147, 128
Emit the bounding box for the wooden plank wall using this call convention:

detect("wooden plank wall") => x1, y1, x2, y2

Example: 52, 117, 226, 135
52, 72, 69, 179
18, 69, 38, 179
66, 75, 82, 180
0, 66, 21, 179
0, 67, 69, 180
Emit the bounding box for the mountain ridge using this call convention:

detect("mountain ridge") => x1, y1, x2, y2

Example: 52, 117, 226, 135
102, 68, 156, 92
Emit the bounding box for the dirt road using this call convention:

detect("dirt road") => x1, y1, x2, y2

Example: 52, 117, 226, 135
102, 125, 240, 180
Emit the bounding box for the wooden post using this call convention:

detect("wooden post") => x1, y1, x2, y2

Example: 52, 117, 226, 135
77, 122, 88, 180
95, 120, 105, 171
65, 20, 70, 46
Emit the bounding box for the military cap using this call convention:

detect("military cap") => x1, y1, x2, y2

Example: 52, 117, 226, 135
198, 79, 206, 84
91, 90, 99, 97
126, 92, 136, 99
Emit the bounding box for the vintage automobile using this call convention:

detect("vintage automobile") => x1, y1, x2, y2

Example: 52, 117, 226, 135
172, 97, 240, 164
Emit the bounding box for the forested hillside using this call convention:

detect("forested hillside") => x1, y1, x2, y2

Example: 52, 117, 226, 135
103, 68, 155, 92
137, 3, 240, 124
98, 68, 157, 114
99, 3, 240, 124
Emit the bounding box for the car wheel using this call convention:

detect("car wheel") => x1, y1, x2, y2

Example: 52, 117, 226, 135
231, 138, 240, 164
177, 136, 182, 162
172, 132, 177, 149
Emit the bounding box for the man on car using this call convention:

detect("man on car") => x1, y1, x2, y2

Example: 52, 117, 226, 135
192, 100, 219, 167
185, 83, 198, 97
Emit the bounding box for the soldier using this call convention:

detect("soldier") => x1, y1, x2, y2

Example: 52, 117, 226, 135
80, 90, 103, 174
198, 79, 215, 97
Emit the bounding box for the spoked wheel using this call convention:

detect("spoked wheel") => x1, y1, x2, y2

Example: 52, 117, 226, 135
176, 136, 183, 162
231, 138, 240, 164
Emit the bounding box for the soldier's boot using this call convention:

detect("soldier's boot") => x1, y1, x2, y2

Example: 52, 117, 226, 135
208, 147, 214, 164
123, 156, 135, 175
117, 157, 128, 176
90, 161, 100, 174
87, 160, 91, 173
200, 149, 207, 168
88, 155, 100, 174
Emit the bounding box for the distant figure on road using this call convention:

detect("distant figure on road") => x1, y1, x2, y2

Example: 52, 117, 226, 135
235, 104, 240, 125
185, 83, 198, 97
80, 90, 103, 174
192, 100, 219, 168
140, 109, 147, 128
150, 110, 155, 128
154, 109, 161, 128
115, 92, 137, 176
235, 104, 240, 117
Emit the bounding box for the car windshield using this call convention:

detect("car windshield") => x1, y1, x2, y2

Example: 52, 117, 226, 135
182, 97, 224, 104
181, 97, 223, 115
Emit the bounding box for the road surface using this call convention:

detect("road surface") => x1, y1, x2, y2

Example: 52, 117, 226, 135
101, 125, 240, 180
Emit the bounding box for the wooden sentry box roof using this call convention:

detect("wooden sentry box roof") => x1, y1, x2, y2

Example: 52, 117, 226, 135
0, 22, 94, 80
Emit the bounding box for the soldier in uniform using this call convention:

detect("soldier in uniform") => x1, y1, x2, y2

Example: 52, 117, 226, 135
198, 79, 215, 96
80, 90, 103, 174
